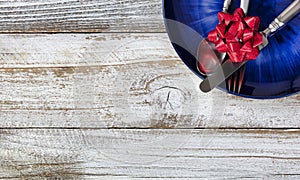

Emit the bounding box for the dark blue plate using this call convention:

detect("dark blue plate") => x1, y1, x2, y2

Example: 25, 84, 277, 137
163, 0, 300, 99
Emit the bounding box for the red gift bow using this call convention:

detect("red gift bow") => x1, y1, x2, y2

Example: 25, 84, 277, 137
208, 8, 263, 63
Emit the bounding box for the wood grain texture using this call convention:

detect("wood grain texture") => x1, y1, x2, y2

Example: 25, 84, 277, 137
0, 0, 300, 178
1, 129, 300, 179
0, 33, 299, 128
0, 0, 164, 33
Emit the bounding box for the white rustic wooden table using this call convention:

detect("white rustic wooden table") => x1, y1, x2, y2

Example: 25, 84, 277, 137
0, 0, 300, 179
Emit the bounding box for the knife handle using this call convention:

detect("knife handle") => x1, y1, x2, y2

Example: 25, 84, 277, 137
240, 0, 250, 14
223, 0, 232, 12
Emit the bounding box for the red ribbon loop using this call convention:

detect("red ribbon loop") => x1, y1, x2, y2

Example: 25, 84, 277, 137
208, 8, 263, 63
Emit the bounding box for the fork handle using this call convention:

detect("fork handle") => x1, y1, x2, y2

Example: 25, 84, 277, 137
263, 0, 300, 36
278, 0, 300, 23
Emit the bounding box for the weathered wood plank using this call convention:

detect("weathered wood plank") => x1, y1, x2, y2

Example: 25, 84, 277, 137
0, 33, 299, 128
0, 0, 164, 33
1, 129, 300, 178
0, 34, 175, 68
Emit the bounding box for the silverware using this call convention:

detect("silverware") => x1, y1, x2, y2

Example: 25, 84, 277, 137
196, 0, 232, 76
223, 0, 232, 13
200, 0, 300, 93
227, 0, 250, 93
